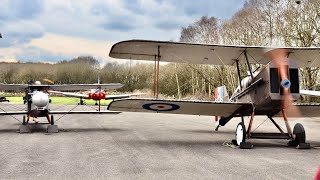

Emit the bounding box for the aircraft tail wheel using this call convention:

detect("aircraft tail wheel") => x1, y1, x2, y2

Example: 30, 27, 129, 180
235, 122, 246, 146
50, 115, 54, 125
22, 115, 26, 125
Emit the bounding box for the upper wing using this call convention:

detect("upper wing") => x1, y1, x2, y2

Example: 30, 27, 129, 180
109, 40, 320, 67
46, 83, 124, 91
0, 84, 28, 91
0, 83, 124, 92
107, 98, 251, 116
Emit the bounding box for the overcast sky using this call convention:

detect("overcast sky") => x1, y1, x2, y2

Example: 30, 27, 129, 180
0, 0, 246, 65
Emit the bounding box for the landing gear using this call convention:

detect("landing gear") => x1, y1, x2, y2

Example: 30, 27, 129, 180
230, 114, 310, 149
19, 115, 31, 133
78, 98, 86, 105
235, 122, 246, 146
47, 114, 58, 133
288, 123, 310, 149
50, 115, 54, 125
234, 122, 253, 149
22, 115, 26, 125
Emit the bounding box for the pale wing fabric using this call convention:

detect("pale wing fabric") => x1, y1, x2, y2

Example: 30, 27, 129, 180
0, 84, 28, 91
49, 83, 124, 91
0, 83, 123, 92
109, 40, 320, 67
107, 98, 250, 117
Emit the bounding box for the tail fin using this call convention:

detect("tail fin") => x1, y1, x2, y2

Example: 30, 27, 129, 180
214, 86, 229, 102
214, 86, 229, 126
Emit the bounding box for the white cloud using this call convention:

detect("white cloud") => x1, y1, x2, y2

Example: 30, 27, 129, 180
0, 0, 246, 63
29, 33, 116, 65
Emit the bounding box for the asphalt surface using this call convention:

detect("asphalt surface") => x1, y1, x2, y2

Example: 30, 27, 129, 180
0, 103, 319, 179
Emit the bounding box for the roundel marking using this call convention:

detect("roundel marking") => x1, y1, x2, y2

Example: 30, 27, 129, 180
142, 103, 180, 112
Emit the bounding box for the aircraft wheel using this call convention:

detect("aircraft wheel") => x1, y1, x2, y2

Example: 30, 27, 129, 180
22, 115, 26, 125
289, 123, 306, 147
50, 115, 54, 125
235, 122, 246, 146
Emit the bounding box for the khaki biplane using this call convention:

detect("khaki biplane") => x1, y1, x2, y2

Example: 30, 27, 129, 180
108, 40, 320, 149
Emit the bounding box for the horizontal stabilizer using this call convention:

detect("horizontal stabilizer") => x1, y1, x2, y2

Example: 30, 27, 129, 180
108, 98, 250, 116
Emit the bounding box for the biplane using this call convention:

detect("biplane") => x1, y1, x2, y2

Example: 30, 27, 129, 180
0, 80, 133, 133
108, 39, 320, 149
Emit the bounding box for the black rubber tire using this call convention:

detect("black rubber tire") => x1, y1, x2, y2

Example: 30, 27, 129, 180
50, 115, 54, 125
288, 123, 306, 147
235, 122, 246, 146
293, 123, 306, 144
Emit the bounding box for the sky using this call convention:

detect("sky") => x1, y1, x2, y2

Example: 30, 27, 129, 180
0, 0, 246, 65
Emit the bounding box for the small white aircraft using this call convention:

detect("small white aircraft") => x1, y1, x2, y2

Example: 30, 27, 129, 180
107, 39, 320, 149
0, 80, 142, 133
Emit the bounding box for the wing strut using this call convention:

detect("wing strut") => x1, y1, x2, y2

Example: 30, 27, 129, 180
244, 50, 254, 78
153, 46, 161, 98
235, 59, 242, 90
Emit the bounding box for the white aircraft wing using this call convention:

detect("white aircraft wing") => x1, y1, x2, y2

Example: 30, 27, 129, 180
105, 93, 146, 100
48, 90, 88, 98
0, 84, 28, 91
0, 111, 27, 115
109, 40, 320, 67
48, 91, 145, 100
45, 83, 124, 91
107, 98, 251, 116
49, 110, 121, 114
0, 110, 121, 115
299, 90, 320, 96
0, 83, 124, 92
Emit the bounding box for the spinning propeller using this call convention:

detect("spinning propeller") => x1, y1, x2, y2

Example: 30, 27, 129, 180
264, 48, 300, 117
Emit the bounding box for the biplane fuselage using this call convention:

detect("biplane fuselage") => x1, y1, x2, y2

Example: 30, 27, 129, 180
229, 59, 300, 117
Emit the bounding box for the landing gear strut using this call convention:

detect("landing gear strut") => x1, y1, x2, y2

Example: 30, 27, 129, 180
50, 115, 54, 125
19, 115, 31, 133
47, 114, 58, 133
22, 115, 26, 125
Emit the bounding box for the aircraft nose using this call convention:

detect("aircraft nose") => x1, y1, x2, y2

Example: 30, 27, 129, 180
281, 79, 291, 89
32, 92, 49, 108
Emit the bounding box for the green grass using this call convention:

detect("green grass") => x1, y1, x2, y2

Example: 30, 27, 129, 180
6, 96, 112, 105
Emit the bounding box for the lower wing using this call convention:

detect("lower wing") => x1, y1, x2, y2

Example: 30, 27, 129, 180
300, 90, 320, 96
107, 98, 251, 116
0, 110, 120, 115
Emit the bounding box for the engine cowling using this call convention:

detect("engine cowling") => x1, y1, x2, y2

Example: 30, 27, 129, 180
32, 91, 49, 108
88, 92, 106, 100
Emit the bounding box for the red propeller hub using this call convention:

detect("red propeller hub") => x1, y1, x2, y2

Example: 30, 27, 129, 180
89, 92, 106, 100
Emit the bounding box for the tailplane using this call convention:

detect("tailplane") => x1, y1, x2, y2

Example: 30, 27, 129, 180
214, 86, 229, 128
